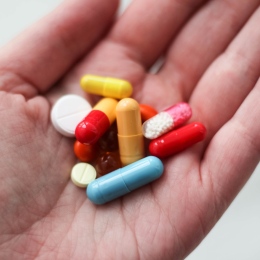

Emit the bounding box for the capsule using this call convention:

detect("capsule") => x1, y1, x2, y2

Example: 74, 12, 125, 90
116, 98, 145, 166
142, 102, 192, 139
74, 140, 99, 162
149, 122, 206, 158
75, 98, 118, 144
98, 122, 119, 152
139, 104, 158, 122
80, 75, 133, 99
87, 156, 164, 204
95, 151, 121, 177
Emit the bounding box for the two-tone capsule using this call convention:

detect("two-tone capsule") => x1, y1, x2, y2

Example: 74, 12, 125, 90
75, 98, 118, 144
149, 122, 206, 158
142, 102, 192, 139
80, 75, 133, 99
116, 98, 145, 166
87, 156, 164, 204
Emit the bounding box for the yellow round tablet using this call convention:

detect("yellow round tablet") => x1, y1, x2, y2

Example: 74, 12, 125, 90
71, 163, 97, 188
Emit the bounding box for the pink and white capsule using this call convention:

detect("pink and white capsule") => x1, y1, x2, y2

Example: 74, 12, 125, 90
142, 102, 192, 139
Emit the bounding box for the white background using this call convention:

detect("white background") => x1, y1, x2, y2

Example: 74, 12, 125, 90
0, 0, 259, 259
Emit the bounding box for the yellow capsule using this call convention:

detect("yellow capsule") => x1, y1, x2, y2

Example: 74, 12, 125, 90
116, 98, 144, 166
80, 75, 133, 99
93, 97, 118, 124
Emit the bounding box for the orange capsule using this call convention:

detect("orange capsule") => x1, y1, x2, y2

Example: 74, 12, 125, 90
74, 140, 99, 162
139, 104, 158, 122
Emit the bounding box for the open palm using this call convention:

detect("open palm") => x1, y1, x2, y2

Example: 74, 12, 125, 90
0, 0, 259, 259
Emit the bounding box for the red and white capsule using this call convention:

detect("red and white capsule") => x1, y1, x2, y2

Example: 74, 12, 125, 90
149, 122, 206, 158
142, 102, 192, 139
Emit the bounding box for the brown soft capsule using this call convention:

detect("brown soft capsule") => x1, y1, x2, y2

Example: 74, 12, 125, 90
95, 152, 122, 176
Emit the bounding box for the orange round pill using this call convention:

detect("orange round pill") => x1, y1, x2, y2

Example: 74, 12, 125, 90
139, 104, 158, 122
74, 140, 99, 162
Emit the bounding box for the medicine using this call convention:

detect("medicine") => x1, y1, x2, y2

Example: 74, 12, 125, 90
51, 94, 92, 137
80, 75, 133, 99
116, 98, 144, 166
98, 122, 119, 152
87, 156, 164, 204
142, 102, 192, 139
74, 140, 99, 162
139, 104, 158, 122
149, 122, 206, 158
71, 162, 97, 188
75, 98, 118, 144
95, 151, 121, 176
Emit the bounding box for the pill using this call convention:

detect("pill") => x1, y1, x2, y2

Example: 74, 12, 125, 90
74, 140, 99, 162
139, 104, 158, 122
51, 94, 92, 137
149, 122, 206, 158
98, 122, 119, 152
87, 156, 164, 204
80, 75, 133, 99
75, 97, 118, 144
71, 162, 97, 188
116, 98, 145, 166
95, 151, 122, 176
142, 102, 192, 139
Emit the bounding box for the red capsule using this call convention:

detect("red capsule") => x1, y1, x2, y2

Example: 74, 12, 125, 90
149, 122, 206, 158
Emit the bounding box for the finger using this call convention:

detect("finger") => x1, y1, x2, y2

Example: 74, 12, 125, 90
0, 0, 119, 97
108, 0, 207, 68
190, 6, 260, 143
72, 0, 208, 84
201, 77, 260, 212
141, 0, 260, 107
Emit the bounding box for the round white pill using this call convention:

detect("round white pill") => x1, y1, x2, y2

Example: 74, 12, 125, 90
51, 94, 92, 137
71, 163, 97, 188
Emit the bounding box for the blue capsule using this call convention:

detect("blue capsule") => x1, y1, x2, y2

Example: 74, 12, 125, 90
87, 156, 164, 204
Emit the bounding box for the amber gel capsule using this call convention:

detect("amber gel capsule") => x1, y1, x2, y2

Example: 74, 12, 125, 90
116, 98, 145, 166
80, 75, 133, 99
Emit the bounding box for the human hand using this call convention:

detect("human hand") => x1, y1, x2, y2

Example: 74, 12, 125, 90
0, 0, 259, 259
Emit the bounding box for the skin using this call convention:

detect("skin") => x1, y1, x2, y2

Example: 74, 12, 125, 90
0, 0, 260, 259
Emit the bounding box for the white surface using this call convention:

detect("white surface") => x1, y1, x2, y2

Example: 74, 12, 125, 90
51, 94, 92, 137
0, 0, 260, 259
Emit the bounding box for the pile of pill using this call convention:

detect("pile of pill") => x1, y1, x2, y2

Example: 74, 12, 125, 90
51, 75, 206, 205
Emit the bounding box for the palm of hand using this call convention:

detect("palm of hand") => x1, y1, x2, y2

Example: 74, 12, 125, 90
0, 0, 260, 259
